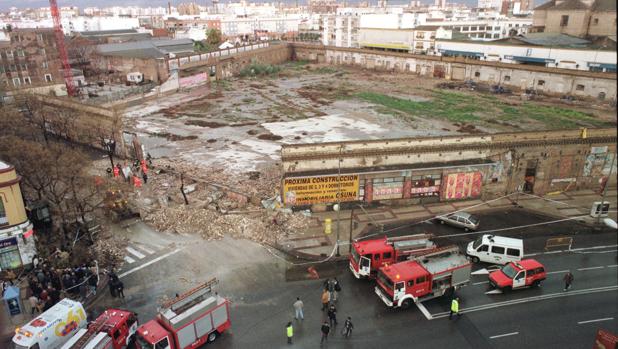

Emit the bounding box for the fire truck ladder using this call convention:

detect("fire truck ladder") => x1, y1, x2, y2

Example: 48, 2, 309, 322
69, 312, 111, 349
412, 245, 460, 262
162, 278, 219, 313
387, 233, 433, 244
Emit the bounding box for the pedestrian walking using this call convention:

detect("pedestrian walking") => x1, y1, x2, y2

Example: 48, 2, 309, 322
563, 271, 574, 291
109, 279, 117, 298
286, 322, 293, 344
28, 295, 39, 316
321, 289, 330, 311
293, 297, 304, 320
320, 321, 330, 345
327, 304, 337, 328
142, 172, 148, 184
341, 317, 353, 338
332, 278, 341, 302
116, 280, 125, 298
449, 297, 461, 320
323, 278, 330, 291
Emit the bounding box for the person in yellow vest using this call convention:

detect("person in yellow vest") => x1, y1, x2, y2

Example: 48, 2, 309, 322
449, 297, 461, 320
286, 322, 294, 344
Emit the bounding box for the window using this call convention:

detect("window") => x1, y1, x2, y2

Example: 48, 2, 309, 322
42, 61, 48, 69
16, 50, 25, 57
504, 75, 511, 82
0, 199, 7, 226
506, 248, 520, 257
113, 329, 121, 339
491, 246, 505, 254
155, 337, 170, 349
474, 71, 480, 77
407, 280, 415, 287
593, 18, 599, 25
45, 74, 52, 82
395, 282, 405, 291
560, 15, 569, 27
576, 84, 585, 91
12, 77, 21, 87
537, 80, 545, 86
23, 77, 31, 85
374, 254, 380, 260
515, 271, 525, 280
383, 252, 392, 259
40, 48, 46, 56
478, 244, 489, 252
416, 276, 427, 283
6, 50, 14, 60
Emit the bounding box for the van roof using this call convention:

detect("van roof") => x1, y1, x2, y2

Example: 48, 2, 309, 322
483, 234, 523, 248
13, 299, 84, 346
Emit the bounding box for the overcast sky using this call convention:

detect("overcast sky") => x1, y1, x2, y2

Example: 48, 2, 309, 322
0, 0, 478, 12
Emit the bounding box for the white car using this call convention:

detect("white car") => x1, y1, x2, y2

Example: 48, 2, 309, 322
437, 212, 480, 231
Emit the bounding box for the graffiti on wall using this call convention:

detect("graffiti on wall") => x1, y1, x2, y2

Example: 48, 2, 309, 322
179, 72, 209, 88
442, 172, 483, 200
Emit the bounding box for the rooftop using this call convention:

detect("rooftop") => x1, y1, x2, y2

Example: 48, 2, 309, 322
513, 33, 591, 47
97, 38, 195, 59
535, 0, 616, 11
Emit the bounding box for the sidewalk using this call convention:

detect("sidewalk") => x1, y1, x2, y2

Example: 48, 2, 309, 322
277, 187, 618, 260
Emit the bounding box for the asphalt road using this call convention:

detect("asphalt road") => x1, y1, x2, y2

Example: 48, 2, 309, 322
84, 211, 617, 349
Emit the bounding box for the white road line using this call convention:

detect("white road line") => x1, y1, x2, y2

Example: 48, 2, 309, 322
133, 244, 155, 255
119, 248, 182, 279
575, 249, 618, 254
431, 285, 618, 319
489, 332, 519, 339
577, 266, 604, 271
578, 317, 614, 325
524, 244, 618, 257
416, 302, 433, 320
473, 281, 489, 285
126, 247, 146, 259
123, 256, 136, 264
546, 269, 570, 275
607, 265, 618, 268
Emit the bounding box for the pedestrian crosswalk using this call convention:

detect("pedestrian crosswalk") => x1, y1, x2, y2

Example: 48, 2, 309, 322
122, 242, 166, 266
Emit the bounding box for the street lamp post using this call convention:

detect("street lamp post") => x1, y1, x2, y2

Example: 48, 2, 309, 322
335, 145, 343, 257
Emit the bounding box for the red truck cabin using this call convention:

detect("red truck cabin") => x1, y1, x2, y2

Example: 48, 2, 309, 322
135, 296, 230, 349
375, 261, 431, 308
350, 237, 395, 278
99, 309, 138, 349
489, 259, 546, 290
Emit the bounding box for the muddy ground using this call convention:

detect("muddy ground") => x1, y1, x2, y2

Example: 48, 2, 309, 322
123, 62, 617, 176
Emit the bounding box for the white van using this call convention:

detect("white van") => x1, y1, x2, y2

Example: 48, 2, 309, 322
466, 234, 523, 264
13, 299, 87, 349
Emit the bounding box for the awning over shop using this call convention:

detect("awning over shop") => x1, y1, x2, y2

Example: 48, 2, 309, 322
439, 49, 483, 57
587, 62, 617, 70
505, 55, 555, 63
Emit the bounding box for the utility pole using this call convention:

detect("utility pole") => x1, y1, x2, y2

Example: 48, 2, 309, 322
335, 144, 343, 257
597, 152, 615, 227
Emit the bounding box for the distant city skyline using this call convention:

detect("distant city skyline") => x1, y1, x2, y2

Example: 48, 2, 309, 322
0, 0, 479, 12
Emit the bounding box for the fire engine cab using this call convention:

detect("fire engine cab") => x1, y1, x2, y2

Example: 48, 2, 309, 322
488, 259, 546, 291
375, 246, 472, 309
61, 309, 138, 349
349, 234, 435, 279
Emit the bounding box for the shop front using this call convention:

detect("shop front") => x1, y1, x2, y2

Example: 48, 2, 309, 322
0, 221, 35, 272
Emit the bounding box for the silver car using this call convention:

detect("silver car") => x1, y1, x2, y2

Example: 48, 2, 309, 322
437, 212, 480, 231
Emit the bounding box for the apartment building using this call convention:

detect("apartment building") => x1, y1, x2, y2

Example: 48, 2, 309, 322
0, 28, 64, 93
532, 0, 616, 39
0, 161, 36, 271
322, 15, 359, 47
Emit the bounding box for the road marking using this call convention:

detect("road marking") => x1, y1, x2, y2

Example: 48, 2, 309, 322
431, 285, 618, 319
607, 265, 618, 268
473, 281, 489, 285
416, 302, 433, 320
524, 244, 618, 257
126, 247, 146, 259
123, 256, 136, 264
119, 248, 183, 279
577, 266, 604, 271
546, 270, 570, 275
133, 244, 155, 254
489, 332, 519, 339
575, 249, 618, 254
578, 317, 614, 324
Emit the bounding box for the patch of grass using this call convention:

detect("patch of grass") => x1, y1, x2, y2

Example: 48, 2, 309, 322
314, 67, 339, 74
242, 97, 256, 103
356, 90, 612, 129
240, 63, 281, 77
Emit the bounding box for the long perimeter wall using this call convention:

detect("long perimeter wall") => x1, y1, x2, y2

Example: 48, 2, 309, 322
291, 43, 617, 100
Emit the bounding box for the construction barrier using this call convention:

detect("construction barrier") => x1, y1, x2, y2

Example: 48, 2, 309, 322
544, 237, 573, 251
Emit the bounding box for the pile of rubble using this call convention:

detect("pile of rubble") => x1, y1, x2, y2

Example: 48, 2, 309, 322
91, 233, 127, 268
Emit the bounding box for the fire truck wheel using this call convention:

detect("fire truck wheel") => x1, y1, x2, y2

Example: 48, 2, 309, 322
532, 280, 541, 287
401, 299, 412, 310
208, 331, 219, 343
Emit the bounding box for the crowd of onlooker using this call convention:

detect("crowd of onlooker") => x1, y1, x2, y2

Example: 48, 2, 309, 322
25, 255, 99, 315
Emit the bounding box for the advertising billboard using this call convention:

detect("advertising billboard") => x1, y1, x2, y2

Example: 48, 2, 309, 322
283, 175, 359, 206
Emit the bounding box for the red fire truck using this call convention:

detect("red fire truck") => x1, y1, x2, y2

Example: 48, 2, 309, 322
375, 246, 472, 309
349, 233, 435, 279
488, 259, 547, 291
135, 278, 231, 349
61, 309, 139, 349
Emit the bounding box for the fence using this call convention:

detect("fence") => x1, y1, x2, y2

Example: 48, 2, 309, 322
167, 42, 271, 70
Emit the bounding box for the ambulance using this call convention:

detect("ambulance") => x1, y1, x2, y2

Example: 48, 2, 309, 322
12, 299, 87, 349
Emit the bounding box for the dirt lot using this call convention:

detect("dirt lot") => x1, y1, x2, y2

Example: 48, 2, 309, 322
123, 62, 617, 176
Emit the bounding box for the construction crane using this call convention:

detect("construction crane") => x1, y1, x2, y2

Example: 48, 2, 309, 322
49, 0, 76, 96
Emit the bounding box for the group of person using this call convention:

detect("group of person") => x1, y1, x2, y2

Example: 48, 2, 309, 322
26, 258, 98, 316
107, 270, 125, 298
286, 277, 354, 346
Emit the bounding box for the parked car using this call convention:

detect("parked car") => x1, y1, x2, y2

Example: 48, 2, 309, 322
488, 259, 546, 291
436, 212, 480, 231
